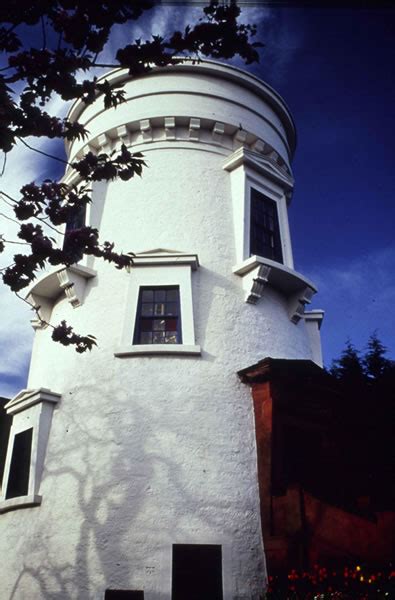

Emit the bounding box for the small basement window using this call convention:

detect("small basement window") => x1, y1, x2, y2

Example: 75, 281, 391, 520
133, 287, 181, 345
172, 544, 223, 600
105, 592, 144, 599
250, 188, 283, 263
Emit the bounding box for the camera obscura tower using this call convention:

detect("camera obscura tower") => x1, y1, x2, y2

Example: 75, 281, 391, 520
0, 61, 323, 599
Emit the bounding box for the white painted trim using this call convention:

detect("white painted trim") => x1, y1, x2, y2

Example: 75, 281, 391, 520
114, 344, 201, 357
224, 149, 295, 270
130, 252, 199, 271
304, 309, 325, 330
0, 388, 61, 509
159, 538, 233, 600
118, 254, 199, 352
233, 255, 317, 322
223, 146, 294, 194
233, 255, 317, 292
5, 388, 61, 416
66, 60, 296, 157
25, 264, 96, 329
303, 310, 325, 367
0, 495, 42, 514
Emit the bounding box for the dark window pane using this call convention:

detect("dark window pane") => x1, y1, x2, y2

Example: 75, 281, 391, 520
165, 332, 178, 344
141, 303, 153, 316
172, 544, 223, 600
140, 332, 152, 344
154, 303, 165, 316
165, 302, 178, 316
152, 331, 165, 344
165, 318, 177, 331
141, 290, 154, 302
154, 289, 166, 302
6, 428, 33, 499
134, 287, 181, 345
0, 400, 12, 491
140, 319, 153, 332
63, 204, 86, 259
250, 188, 283, 263
152, 319, 166, 331
166, 289, 179, 301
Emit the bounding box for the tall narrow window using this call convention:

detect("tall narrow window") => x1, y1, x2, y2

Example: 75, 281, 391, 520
6, 428, 33, 499
0, 400, 12, 492
250, 188, 283, 263
63, 203, 86, 258
172, 544, 223, 600
134, 287, 181, 344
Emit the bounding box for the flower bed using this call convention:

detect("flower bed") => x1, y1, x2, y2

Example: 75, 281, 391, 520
265, 564, 394, 599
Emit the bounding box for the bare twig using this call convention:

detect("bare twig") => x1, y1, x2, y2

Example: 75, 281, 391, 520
1, 152, 7, 176
40, 16, 47, 50
17, 138, 70, 166
0, 212, 20, 225
15, 291, 52, 329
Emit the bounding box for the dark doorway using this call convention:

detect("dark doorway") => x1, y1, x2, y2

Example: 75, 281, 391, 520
105, 591, 144, 599
172, 544, 223, 600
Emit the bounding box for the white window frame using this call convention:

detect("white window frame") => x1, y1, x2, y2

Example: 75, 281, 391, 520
0, 388, 60, 513
223, 146, 294, 269
114, 251, 201, 357
244, 174, 292, 267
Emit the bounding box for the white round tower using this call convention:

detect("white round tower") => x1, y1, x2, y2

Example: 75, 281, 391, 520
0, 61, 323, 599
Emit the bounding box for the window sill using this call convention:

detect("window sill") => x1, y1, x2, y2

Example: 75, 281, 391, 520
0, 494, 42, 514
233, 255, 317, 323
114, 344, 201, 357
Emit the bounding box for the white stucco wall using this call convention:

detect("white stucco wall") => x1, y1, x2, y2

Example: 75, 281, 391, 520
0, 61, 321, 600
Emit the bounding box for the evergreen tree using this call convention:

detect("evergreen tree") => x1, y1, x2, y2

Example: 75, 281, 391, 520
330, 339, 365, 384
364, 331, 391, 381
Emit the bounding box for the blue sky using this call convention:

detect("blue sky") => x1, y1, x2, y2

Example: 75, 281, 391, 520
0, 4, 394, 397
245, 7, 395, 367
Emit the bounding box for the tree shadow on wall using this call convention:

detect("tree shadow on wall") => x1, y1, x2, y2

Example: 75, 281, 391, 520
7, 373, 255, 600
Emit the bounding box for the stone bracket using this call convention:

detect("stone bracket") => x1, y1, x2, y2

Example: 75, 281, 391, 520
165, 117, 176, 140
189, 117, 201, 141
140, 119, 152, 142
25, 264, 97, 329
288, 286, 315, 324
233, 256, 317, 322
246, 265, 271, 304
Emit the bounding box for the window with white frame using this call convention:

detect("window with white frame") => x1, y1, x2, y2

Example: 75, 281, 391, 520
0, 388, 60, 513
250, 187, 283, 263
63, 201, 87, 260
114, 250, 201, 357
133, 286, 182, 345
223, 146, 295, 269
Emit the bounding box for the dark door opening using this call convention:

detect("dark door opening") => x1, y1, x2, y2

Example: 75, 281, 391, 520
105, 591, 144, 599
172, 544, 223, 600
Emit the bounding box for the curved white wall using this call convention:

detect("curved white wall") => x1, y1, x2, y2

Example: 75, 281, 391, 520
0, 61, 320, 600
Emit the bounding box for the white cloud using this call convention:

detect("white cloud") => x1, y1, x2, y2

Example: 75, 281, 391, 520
0, 4, 300, 397
309, 246, 395, 364
0, 92, 70, 398
0, 292, 33, 397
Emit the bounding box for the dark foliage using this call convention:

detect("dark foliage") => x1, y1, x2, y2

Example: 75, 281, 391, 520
266, 563, 395, 599
327, 334, 395, 512
0, 0, 262, 350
